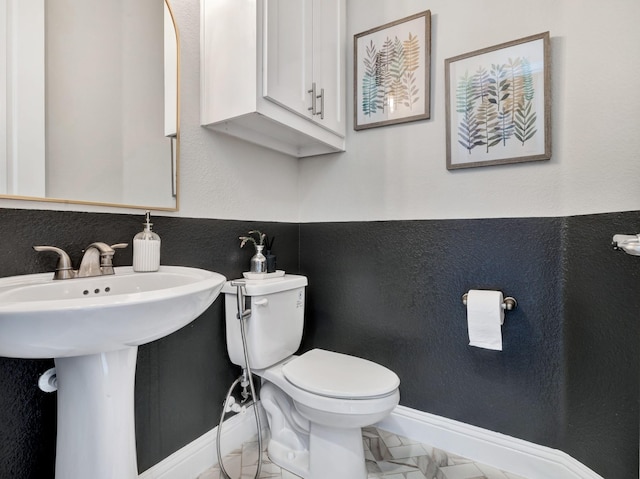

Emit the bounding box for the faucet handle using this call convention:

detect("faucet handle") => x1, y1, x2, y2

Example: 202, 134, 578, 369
33, 246, 76, 280
98, 243, 129, 274
108, 243, 129, 265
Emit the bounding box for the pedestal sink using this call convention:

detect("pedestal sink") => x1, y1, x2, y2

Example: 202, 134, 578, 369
0, 266, 226, 479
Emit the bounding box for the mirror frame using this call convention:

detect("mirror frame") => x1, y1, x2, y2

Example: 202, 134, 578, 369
0, 0, 180, 211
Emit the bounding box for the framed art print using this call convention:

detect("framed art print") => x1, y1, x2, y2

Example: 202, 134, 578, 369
445, 32, 551, 169
354, 11, 431, 130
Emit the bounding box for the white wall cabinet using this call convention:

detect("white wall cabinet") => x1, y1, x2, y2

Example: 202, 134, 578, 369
200, 0, 346, 158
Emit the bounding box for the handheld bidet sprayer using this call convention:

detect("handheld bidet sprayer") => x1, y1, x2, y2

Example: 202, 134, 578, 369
233, 280, 253, 402
233, 280, 252, 321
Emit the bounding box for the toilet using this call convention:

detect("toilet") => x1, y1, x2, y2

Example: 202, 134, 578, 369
222, 275, 400, 479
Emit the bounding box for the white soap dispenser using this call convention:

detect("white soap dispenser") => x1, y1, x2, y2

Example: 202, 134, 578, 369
133, 211, 161, 272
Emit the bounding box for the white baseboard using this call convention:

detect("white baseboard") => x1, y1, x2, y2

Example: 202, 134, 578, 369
376, 405, 604, 479
139, 404, 603, 479
138, 406, 266, 479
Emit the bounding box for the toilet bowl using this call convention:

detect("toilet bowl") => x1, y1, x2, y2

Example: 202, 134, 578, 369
258, 349, 400, 478
222, 276, 400, 479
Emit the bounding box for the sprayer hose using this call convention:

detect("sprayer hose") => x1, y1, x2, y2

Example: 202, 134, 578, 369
216, 285, 263, 479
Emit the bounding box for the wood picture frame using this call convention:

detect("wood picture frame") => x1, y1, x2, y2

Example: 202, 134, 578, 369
445, 32, 551, 169
354, 10, 431, 131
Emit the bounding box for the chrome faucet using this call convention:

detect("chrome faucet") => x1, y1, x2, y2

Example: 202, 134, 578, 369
77, 242, 126, 277
34, 243, 128, 280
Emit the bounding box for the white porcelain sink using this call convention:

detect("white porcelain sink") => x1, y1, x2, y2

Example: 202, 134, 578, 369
0, 265, 226, 479
0, 265, 226, 358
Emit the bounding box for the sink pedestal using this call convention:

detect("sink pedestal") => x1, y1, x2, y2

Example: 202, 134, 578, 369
55, 347, 139, 479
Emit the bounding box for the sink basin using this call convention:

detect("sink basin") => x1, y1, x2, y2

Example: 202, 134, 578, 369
0, 265, 226, 358
0, 265, 227, 479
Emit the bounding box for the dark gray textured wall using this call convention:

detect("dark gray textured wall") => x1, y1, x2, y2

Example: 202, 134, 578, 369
299, 219, 568, 448
298, 215, 639, 479
0, 208, 299, 477
564, 211, 640, 477
0, 208, 637, 479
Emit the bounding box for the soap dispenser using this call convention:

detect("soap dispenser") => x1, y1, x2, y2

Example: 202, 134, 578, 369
133, 211, 161, 272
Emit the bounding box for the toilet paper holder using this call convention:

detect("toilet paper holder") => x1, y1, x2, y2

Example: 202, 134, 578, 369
462, 292, 518, 311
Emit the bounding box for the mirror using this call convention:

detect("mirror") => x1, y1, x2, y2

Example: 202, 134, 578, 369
0, 0, 179, 210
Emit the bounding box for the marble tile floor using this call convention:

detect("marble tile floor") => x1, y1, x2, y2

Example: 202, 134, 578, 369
198, 426, 528, 479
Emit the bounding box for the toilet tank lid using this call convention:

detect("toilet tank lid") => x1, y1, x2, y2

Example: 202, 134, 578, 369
221, 274, 307, 296
282, 349, 400, 399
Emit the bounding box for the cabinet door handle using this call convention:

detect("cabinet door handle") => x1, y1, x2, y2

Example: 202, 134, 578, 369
316, 88, 324, 120
307, 82, 317, 116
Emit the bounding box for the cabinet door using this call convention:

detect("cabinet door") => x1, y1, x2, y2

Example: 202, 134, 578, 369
311, 0, 344, 135
263, 0, 313, 119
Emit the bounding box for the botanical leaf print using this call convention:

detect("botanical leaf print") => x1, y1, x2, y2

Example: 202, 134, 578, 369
359, 31, 421, 117
455, 56, 538, 152
456, 71, 483, 153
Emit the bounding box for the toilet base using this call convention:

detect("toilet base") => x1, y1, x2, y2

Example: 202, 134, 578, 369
261, 382, 368, 479
267, 437, 310, 478
268, 422, 367, 479
308, 423, 367, 479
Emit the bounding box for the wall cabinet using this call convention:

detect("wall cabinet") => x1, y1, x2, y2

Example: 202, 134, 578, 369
200, 0, 346, 158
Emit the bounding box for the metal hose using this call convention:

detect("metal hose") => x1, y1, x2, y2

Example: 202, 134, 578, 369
216, 281, 263, 479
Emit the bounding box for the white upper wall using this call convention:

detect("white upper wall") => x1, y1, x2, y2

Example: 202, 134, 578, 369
1, 0, 638, 224
298, 0, 640, 221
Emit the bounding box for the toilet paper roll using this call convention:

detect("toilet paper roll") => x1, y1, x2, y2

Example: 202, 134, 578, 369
466, 289, 504, 351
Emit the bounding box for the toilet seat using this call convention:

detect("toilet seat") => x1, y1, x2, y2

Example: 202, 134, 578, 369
256, 350, 400, 421
282, 349, 400, 399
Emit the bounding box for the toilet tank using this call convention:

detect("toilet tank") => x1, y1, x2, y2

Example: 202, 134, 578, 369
222, 275, 307, 370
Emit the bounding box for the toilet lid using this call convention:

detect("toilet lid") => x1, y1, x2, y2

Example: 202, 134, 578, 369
282, 349, 400, 399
